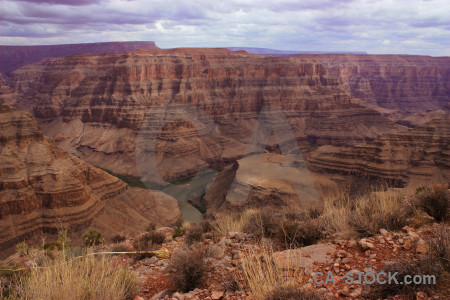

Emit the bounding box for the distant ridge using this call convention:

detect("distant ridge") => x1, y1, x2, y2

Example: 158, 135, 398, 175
0, 41, 159, 74
227, 47, 367, 55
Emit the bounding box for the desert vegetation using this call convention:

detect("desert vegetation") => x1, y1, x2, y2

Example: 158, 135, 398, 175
1, 185, 449, 299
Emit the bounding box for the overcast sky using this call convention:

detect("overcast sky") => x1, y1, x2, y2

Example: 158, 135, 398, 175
0, 0, 449, 56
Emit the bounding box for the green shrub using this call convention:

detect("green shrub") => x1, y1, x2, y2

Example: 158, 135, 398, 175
172, 227, 184, 239
16, 241, 29, 257
111, 235, 126, 244
82, 229, 104, 247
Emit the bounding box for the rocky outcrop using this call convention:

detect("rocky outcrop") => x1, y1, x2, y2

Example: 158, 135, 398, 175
0, 106, 180, 256
9, 48, 400, 182
0, 41, 159, 75
297, 54, 450, 118
203, 153, 321, 216
305, 118, 450, 189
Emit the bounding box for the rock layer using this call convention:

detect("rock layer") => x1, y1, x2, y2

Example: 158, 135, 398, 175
0, 41, 159, 74
305, 118, 450, 189
9, 48, 400, 181
0, 106, 180, 256
298, 54, 450, 118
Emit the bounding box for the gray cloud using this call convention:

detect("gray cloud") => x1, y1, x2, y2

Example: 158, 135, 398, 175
0, 0, 449, 56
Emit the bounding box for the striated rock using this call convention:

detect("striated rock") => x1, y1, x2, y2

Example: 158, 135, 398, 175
273, 243, 337, 272
298, 54, 450, 118
305, 118, 450, 189
9, 48, 400, 182
0, 41, 159, 75
0, 106, 180, 257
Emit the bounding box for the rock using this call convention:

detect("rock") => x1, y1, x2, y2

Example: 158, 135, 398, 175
211, 290, 224, 300
403, 240, 412, 250
273, 244, 337, 272
358, 238, 375, 251
416, 239, 428, 254
408, 231, 420, 242
134, 296, 145, 300
336, 250, 347, 258
379, 228, 389, 235
416, 291, 428, 300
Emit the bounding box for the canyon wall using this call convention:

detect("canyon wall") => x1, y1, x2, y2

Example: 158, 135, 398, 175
305, 118, 450, 190
0, 106, 180, 256
9, 48, 401, 182
0, 41, 159, 75
298, 54, 450, 117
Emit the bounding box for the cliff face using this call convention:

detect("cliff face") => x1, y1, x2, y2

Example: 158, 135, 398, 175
9, 48, 400, 181
305, 118, 450, 189
0, 41, 159, 75
297, 54, 450, 117
0, 106, 180, 255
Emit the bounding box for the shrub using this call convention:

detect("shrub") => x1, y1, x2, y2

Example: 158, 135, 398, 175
132, 235, 158, 260
185, 225, 204, 245
82, 229, 104, 247
111, 244, 132, 254
278, 219, 324, 248
111, 235, 126, 243
243, 211, 279, 240
348, 191, 410, 237
16, 241, 29, 257
166, 246, 208, 292
172, 227, 184, 239
43, 240, 62, 251
265, 285, 322, 300
198, 219, 215, 233
145, 222, 156, 232
427, 225, 450, 270
416, 187, 449, 222
142, 231, 166, 245
369, 259, 443, 299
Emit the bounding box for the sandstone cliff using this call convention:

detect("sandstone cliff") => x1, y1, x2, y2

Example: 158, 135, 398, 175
0, 106, 180, 256
0, 41, 159, 75
9, 48, 400, 182
305, 118, 450, 190
297, 54, 450, 118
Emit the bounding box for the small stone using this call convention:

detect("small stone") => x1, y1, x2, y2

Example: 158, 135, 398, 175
337, 249, 347, 258
416, 291, 428, 300
358, 238, 375, 251
379, 228, 389, 235
398, 238, 404, 244
134, 296, 145, 300
408, 231, 420, 242
211, 290, 224, 300
370, 253, 376, 259
416, 239, 428, 254
403, 240, 412, 250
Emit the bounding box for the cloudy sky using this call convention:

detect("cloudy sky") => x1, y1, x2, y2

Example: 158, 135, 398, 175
0, 0, 449, 56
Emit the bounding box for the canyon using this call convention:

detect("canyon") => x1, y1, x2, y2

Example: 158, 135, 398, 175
0, 105, 180, 256
6, 48, 405, 183
0, 44, 449, 241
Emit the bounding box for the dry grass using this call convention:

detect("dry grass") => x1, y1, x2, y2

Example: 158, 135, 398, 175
213, 209, 257, 237
323, 188, 411, 238
240, 246, 308, 299
6, 252, 137, 300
